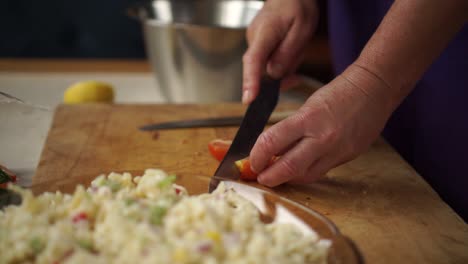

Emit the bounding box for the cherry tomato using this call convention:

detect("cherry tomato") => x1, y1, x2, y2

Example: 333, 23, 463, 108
235, 158, 258, 181
235, 157, 277, 181
208, 139, 277, 181
208, 139, 232, 161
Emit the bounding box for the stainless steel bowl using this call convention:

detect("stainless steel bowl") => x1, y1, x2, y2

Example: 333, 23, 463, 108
130, 0, 263, 103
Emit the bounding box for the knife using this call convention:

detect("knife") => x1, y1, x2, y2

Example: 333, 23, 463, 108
209, 77, 281, 192
138, 111, 293, 131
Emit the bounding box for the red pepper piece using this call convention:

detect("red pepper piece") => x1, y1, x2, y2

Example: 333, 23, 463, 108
72, 212, 88, 223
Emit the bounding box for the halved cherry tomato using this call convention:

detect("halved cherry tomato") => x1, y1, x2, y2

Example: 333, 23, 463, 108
208, 139, 232, 161
235, 158, 257, 181
235, 157, 277, 181
209, 139, 277, 181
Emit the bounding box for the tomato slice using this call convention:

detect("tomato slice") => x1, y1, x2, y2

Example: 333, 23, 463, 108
235, 157, 277, 181
235, 158, 257, 181
208, 139, 232, 161
209, 139, 277, 181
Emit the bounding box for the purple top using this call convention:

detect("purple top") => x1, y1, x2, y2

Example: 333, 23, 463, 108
328, 0, 468, 221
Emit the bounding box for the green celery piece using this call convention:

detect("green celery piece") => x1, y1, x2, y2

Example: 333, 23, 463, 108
105, 180, 121, 192
157, 175, 177, 189
124, 198, 136, 206
150, 206, 167, 225
77, 239, 93, 250
30, 237, 44, 254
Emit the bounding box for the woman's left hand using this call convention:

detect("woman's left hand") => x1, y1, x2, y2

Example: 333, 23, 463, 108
249, 64, 396, 186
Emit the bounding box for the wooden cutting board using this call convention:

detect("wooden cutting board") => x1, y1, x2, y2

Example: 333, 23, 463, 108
33, 103, 468, 264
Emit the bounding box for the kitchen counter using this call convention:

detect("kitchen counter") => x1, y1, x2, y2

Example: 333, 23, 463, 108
1, 59, 467, 263
0, 60, 164, 186
0, 59, 314, 186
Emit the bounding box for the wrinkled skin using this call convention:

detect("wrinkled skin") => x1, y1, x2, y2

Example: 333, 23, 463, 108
251, 65, 394, 186
242, 0, 467, 186
243, 0, 393, 187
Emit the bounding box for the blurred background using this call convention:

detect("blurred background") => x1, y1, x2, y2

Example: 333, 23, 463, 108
0, 0, 333, 83
0, 0, 332, 185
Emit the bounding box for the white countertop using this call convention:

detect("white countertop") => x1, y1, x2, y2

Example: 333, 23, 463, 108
0, 72, 165, 187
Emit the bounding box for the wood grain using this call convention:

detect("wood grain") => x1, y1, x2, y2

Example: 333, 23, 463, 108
33, 103, 468, 264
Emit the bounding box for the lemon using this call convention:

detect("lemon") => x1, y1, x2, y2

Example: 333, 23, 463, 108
64, 81, 114, 104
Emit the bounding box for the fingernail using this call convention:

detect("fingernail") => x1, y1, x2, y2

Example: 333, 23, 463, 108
242, 90, 250, 104
269, 63, 283, 78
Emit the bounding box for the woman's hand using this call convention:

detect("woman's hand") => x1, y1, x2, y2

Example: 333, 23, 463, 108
247, 0, 468, 187
242, 0, 319, 104
249, 64, 396, 186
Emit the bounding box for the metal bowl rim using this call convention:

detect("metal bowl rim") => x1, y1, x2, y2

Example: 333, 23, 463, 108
133, 0, 264, 30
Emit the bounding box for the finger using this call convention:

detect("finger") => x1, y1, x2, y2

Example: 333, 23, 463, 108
257, 137, 327, 187
242, 18, 290, 104
266, 18, 314, 79
276, 138, 300, 156
289, 154, 337, 184
249, 115, 303, 173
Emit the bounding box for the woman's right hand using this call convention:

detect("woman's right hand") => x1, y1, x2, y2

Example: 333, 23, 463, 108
242, 0, 319, 104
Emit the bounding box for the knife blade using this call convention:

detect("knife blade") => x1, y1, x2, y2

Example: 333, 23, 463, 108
138, 111, 293, 131
209, 77, 281, 192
